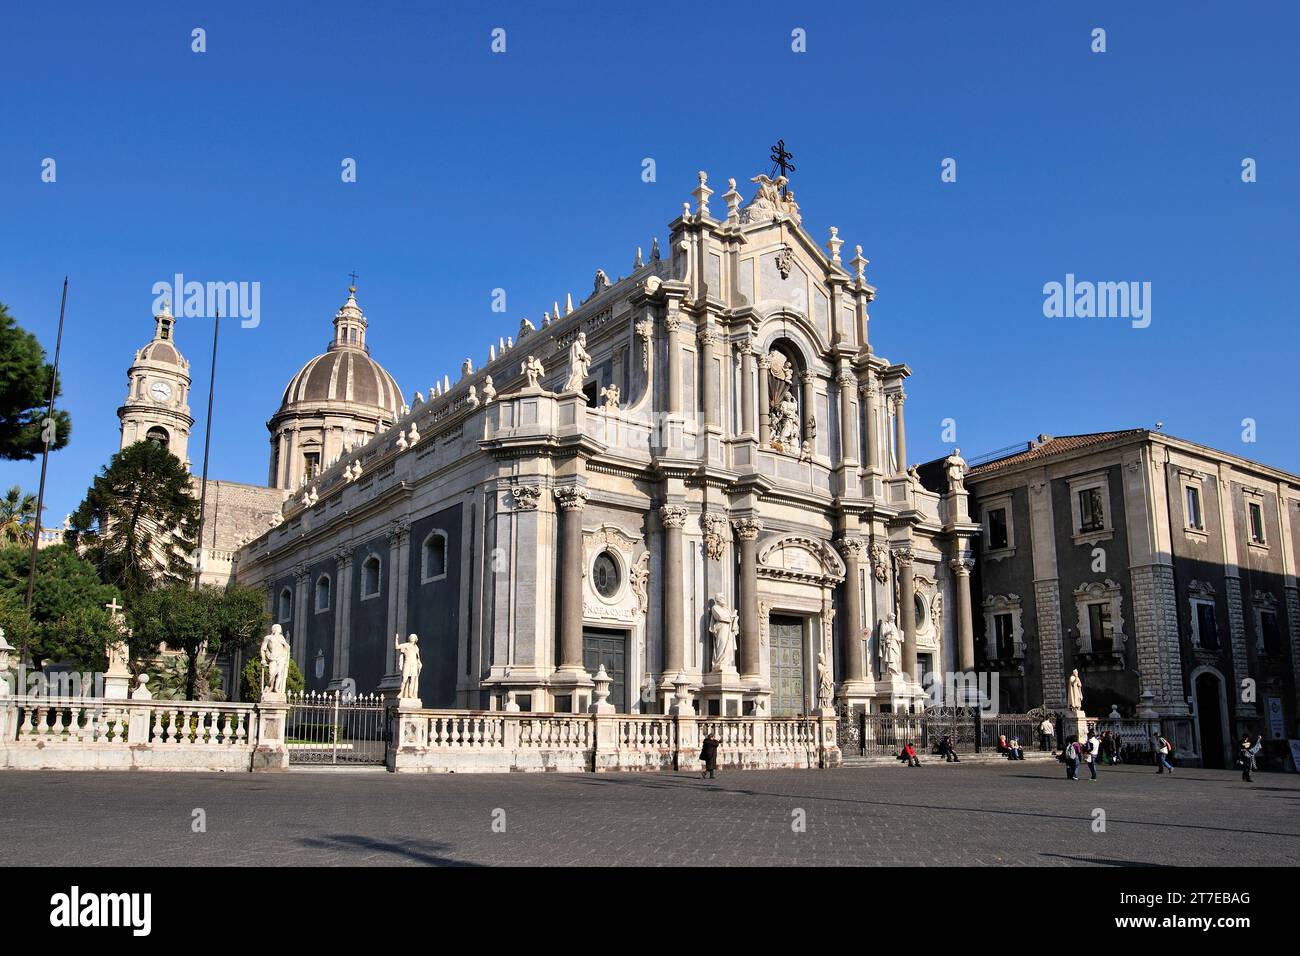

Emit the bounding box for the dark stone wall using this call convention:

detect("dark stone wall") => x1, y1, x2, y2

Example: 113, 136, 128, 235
349, 536, 390, 694
406, 503, 464, 707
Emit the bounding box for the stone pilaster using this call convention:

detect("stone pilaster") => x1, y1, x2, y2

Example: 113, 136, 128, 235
1286, 585, 1300, 720
734, 518, 763, 679
660, 505, 689, 678
554, 487, 589, 674
861, 377, 879, 474
330, 546, 353, 686
292, 564, 309, 667
1129, 564, 1187, 715
665, 310, 682, 416
1224, 575, 1256, 717
1034, 578, 1066, 709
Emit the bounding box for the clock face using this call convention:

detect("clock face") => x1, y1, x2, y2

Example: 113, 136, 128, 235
149, 381, 172, 402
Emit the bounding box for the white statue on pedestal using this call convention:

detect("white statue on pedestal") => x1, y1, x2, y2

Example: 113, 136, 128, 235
521, 355, 544, 390
817, 651, 833, 709
260, 623, 291, 699
879, 613, 902, 679
709, 594, 738, 671
944, 447, 968, 494
564, 332, 591, 393
1067, 668, 1084, 712
395, 633, 422, 700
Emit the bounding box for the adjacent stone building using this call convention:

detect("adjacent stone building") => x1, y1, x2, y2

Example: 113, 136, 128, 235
234, 170, 979, 717
964, 430, 1300, 766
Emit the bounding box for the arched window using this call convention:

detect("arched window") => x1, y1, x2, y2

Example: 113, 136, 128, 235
422, 531, 447, 582
315, 574, 331, 612
146, 426, 170, 447
278, 587, 293, 622
361, 555, 382, 598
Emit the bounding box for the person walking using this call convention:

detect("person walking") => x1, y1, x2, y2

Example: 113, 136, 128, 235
1153, 731, 1175, 774
1084, 729, 1101, 781
1239, 734, 1262, 783
1039, 716, 1055, 752
699, 732, 721, 780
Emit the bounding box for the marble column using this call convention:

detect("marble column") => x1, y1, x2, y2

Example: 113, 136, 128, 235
861, 377, 879, 473
733, 518, 763, 677
895, 546, 918, 681
951, 555, 975, 672
700, 328, 718, 427
835, 539, 866, 683
665, 312, 682, 416
332, 546, 353, 683
800, 372, 816, 450
837, 372, 857, 464
757, 353, 771, 445
555, 488, 589, 671
660, 505, 689, 675
739, 342, 756, 437
892, 392, 908, 473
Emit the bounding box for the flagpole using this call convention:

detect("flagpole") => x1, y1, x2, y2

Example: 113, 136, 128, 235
25, 278, 69, 614
193, 306, 219, 589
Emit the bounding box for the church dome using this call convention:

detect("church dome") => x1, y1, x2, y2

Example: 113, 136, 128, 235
276, 287, 401, 415
280, 348, 401, 413
139, 339, 181, 365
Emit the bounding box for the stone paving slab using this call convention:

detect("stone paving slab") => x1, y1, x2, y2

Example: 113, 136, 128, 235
1, 762, 1297, 867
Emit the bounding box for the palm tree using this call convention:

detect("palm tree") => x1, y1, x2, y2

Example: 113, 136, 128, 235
0, 485, 37, 545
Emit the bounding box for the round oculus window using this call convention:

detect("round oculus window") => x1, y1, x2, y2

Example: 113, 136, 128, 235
592, 552, 620, 598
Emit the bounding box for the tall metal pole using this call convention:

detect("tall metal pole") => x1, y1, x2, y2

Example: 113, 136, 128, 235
25, 277, 69, 612
193, 307, 219, 588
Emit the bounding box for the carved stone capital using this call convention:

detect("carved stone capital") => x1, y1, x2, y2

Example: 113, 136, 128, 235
799, 371, 814, 385
510, 484, 542, 511
836, 371, 857, 389
698, 328, 719, 347
334, 546, 354, 570
659, 505, 689, 529
732, 517, 763, 540
664, 312, 681, 333
891, 545, 914, 568
949, 557, 975, 576
554, 487, 589, 511
387, 519, 410, 546
292, 563, 309, 583
756, 354, 771, 372
834, 537, 867, 561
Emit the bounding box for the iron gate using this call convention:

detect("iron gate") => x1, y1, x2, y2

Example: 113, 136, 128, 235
924, 705, 979, 753
287, 691, 390, 765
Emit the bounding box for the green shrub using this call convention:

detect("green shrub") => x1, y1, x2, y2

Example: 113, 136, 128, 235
241, 656, 305, 702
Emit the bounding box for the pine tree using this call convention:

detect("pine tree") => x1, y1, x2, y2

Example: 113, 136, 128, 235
0, 303, 71, 461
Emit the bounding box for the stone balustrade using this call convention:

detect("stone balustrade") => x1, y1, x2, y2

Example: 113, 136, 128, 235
390, 707, 838, 774
1, 695, 267, 772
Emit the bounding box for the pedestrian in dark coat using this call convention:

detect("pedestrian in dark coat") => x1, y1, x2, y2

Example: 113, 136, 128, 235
699, 732, 721, 779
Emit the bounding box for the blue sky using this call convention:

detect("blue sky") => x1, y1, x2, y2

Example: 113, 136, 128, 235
2, 1, 1298, 524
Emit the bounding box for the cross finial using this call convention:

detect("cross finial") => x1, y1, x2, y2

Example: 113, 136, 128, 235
105, 598, 122, 616
769, 139, 796, 195
347, 270, 359, 291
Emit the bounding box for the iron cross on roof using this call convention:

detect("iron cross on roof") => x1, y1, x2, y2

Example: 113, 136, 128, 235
347, 270, 360, 289
769, 140, 795, 196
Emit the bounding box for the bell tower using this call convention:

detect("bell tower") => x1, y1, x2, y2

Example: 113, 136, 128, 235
117, 304, 194, 468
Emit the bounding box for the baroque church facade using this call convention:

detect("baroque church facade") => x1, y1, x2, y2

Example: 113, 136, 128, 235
230, 171, 980, 715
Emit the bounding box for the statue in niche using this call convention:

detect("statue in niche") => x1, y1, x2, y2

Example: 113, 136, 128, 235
767, 350, 801, 449
879, 613, 902, 679
709, 594, 739, 671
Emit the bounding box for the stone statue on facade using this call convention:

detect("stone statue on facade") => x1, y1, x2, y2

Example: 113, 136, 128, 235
260, 623, 291, 700
564, 332, 592, 393
879, 613, 902, 679
773, 394, 800, 448
1067, 668, 1084, 712
482, 376, 497, 403
600, 383, 620, 410
709, 594, 739, 672
817, 651, 833, 709
521, 355, 544, 390
944, 448, 968, 494
395, 633, 422, 701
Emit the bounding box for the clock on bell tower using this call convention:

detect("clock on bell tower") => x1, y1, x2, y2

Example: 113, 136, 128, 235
117, 303, 195, 468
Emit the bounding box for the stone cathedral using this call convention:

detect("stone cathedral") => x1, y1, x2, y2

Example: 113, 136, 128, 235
233, 170, 980, 717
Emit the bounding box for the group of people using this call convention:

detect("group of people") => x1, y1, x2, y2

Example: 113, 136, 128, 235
995, 734, 1026, 759
1058, 731, 1103, 780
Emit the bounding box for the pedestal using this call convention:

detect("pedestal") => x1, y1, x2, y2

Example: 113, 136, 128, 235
699, 668, 746, 716
386, 700, 427, 772
1063, 708, 1089, 743
103, 668, 131, 700
251, 702, 289, 771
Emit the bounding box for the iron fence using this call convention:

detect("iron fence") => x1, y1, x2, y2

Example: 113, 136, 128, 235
287, 691, 389, 765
